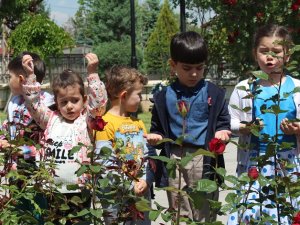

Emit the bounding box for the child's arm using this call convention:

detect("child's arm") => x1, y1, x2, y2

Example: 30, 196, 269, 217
215, 91, 231, 142
280, 118, 300, 135
144, 133, 163, 146
85, 53, 108, 121
215, 130, 231, 142
21, 55, 53, 130
134, 179, 148, 196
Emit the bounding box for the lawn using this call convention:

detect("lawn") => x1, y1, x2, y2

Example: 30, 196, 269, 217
138, 111, 152, 132
0, 111, 6, 122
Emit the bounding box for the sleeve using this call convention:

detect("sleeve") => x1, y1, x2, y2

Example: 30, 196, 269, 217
22, 75, 53, 130
215, 89, 231, 132
86, 73, 108, 118
228, 85, 243, 135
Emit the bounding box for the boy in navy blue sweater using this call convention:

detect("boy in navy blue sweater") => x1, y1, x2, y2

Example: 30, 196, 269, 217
146, 31, 231, 222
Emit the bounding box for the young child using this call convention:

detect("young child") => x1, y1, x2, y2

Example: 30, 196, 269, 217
21, 53, 107, 223
95, 66, 155, 225
1, 51, 54, 160
145, 31, 231, 222
228, 24, 300, 224
0, 52, 54, 224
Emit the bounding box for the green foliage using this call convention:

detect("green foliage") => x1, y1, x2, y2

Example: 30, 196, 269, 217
93, 37, 142, 73
7, 14, 74, 60
144, 0, 179, 78
75, 0, 131, 44
0, 0, 48, 30
170, 0, 300, 79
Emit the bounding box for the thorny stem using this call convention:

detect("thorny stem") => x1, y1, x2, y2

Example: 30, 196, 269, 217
176, 117, 186, 225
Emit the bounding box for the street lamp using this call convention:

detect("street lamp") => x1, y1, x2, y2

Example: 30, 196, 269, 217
180, 0, 186, 32
130, 0, 137, 68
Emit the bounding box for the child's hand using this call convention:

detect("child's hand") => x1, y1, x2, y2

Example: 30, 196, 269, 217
85, 53, 99, 75
134, 179, 148, 196
0, 139, 13, 149
144, 133, 163, 146
280, 118, 300, 135
22, 55, 34, 76
215, 130, 231, 142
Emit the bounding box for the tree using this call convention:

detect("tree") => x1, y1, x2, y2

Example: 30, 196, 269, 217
136, 0, 161, 53
144, 0, 179, 78
8, 14, 74, 60
0, 0, 49, 30
170, 0, 300, 80
74, 0, 145, 71
75, 0, 131, 44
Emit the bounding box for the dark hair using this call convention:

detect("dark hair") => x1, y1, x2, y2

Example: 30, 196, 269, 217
8, 51, 46, 83
253, 24, 293, 50
170, 31, 208, 64
105, 65, 148, 100
52, 69, 84, 101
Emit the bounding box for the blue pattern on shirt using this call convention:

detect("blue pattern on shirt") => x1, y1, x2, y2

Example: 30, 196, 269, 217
166, 79, 208, 146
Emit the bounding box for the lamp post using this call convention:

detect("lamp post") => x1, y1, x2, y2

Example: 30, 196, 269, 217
180, 0, 186, 32
130, 0, 137, 68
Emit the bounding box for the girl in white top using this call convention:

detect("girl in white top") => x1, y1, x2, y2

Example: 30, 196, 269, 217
228, 24, 300, 224
21, 53, 107, 193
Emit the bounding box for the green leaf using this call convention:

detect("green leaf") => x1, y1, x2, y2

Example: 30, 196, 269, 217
60, 204, 70, 211
192, 149, 215, 158
150, 156, 172, 163
70, 195, 83, 205
69, 145, 81, 155
161, 211, 172, 222
76, 208, 90, 217
236, 86, 247, 91
225, 192, 237, 204
196, 179, 218, 193
180, 154, 193, 167
157, 138, 174, 145
89, 165, 102, 173
215, 167, 226, 177
76, 165, 88, 176
136, 199, 152, 212
252, 70, 269, 80
90, 209, 102, 218
66, 184, 80, 191
293, 87, 300, 93
149, 210, 161, 221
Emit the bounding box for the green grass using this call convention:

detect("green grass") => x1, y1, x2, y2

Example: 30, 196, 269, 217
0, 111, 6, 122
138, 111, 152, 132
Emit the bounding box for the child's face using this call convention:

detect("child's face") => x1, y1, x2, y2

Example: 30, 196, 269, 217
55, 84, 85, 122
170, 61, 205, 87
8, 71, 23, 95
123, 82, 143, 114
255, 36, 287, 75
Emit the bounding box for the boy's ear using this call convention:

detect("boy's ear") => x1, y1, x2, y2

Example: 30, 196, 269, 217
169, 58, 176, 69
120, 90, 127, 100
18, 74, 25, 83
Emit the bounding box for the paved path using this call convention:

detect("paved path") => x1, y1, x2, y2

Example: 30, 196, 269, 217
152, 140, 238, 224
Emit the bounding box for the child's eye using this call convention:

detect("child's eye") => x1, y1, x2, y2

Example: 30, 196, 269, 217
72, 99, 79, 104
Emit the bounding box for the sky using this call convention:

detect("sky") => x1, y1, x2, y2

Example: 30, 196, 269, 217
45, 0, 79, 26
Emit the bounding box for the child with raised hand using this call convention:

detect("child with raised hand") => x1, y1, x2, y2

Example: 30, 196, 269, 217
95, 66, 155, 225
228, 24, 300, 224
1, 51, 54, 162
21, 53, 107, 223
146, 31, 231, 222
0, 52, 54, 224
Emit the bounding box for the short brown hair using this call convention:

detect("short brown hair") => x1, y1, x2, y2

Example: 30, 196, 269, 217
105, 66, 148, 100
52, 69, 84, 101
